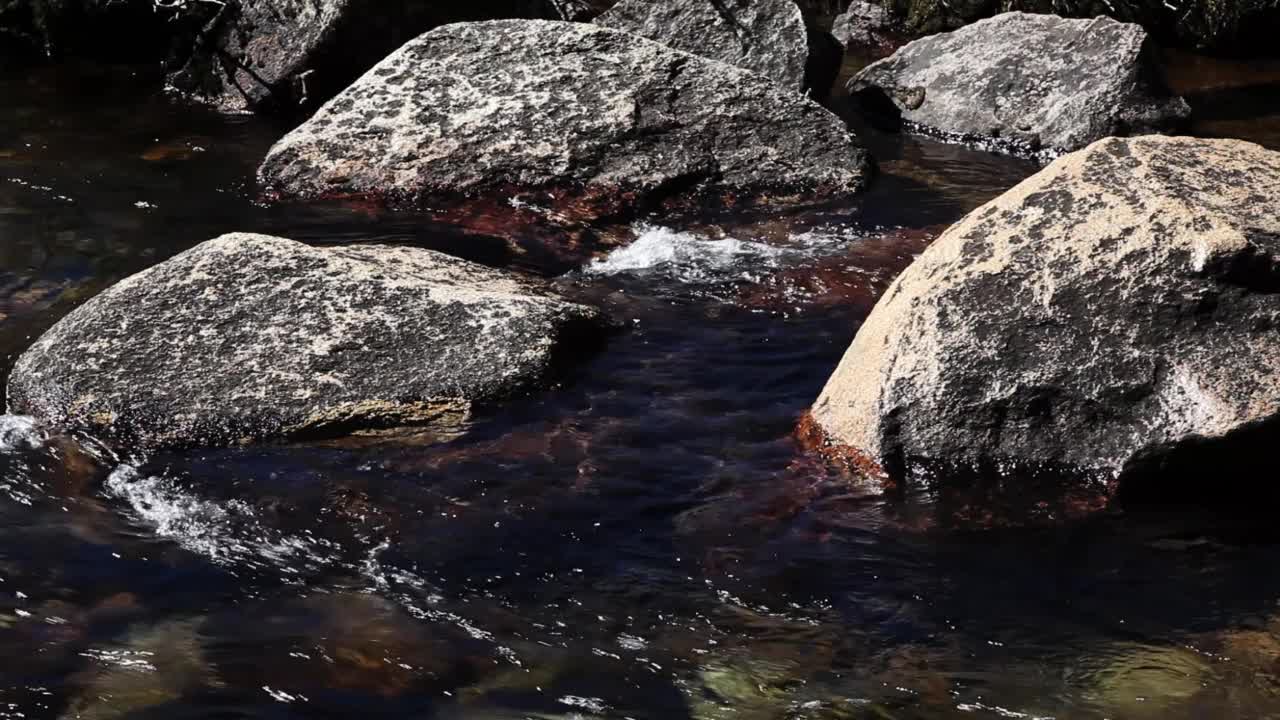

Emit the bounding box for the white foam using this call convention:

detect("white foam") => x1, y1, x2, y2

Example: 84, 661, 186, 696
583, 224, 860, 285
585, 225, 784, 282
0, 416, 44, 453
104, 465, 340, 573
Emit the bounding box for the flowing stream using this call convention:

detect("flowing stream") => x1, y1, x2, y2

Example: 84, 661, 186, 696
1, 54, 1280, 719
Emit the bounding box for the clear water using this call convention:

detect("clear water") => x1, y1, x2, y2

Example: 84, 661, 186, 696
2, 56, 1280, 720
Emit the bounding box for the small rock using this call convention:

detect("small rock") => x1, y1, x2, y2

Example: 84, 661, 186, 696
809, 136, 1280, 504
848, 12, 1190, 156
831, 0, 895, 54
257, 20, 872, 223
7, 233, 607, 450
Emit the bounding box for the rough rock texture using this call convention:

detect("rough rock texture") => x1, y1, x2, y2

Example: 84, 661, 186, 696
166, 0, 585, 113
848, 13, 1189, 156
594, 0, 810, 90
7, 233, 606, 450
258, 20, 871, 217
843, 0, 1280, 54
811, 136, 1280, 498
831, 0, 897, 54
547, 0, 613, 20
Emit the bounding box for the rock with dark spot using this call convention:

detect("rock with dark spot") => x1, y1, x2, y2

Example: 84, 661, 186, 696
165, 0, 583, 114
810, 136, 1280, 503
848, 13, 1189, 156
257, 20, 872, 221
594, 0, 816, 92
6, 233, 607, 451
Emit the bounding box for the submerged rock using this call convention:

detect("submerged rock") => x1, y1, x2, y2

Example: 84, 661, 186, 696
166, 0, 584, 113
810, 136, 1280, 502
7, 233, 606, 450
211, 592, 483, 697
848, 13, 1189, 156
593, 0, 812, 91
1082, 643, 1211, 718
257, 20, 871, 220
62, 618, 215, 720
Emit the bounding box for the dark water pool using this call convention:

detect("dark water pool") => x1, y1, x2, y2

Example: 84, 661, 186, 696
2, 57, 1280, 720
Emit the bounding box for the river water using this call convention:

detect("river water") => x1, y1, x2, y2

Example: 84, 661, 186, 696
1, 53, 1280, 719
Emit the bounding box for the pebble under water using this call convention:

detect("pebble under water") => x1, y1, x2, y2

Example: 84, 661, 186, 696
3, 57, 1280, 720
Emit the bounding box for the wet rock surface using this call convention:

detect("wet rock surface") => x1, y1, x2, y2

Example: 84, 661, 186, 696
849, 13, 1190, 156
257, 20, 871, 219
6, 233, 607, 451
594, 0, 810, 90
811, 135, 1280, 499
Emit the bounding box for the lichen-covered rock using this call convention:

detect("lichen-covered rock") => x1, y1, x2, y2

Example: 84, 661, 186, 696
257, 20, 871, 219
842, 0, 1279, 54
848, 13, 1189, 156
594, 0, 810, 90
810, 136, 1280, 498
166, 0, 582, 113
6, 233, 606, 450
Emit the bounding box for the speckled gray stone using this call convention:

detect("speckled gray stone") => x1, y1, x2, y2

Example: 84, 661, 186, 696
594, 0, 808, 89
831, 0, 893, 51
6, 233, 606, 450
848, 12, 1190, 156
256, 20, 871, 215
812, 136, 1280, 490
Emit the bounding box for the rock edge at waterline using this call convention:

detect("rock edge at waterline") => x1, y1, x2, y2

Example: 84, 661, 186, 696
809, 135, 1280, 504
6, 233, 608, 451
257, 20, 873, 221
848, 13, 1190, 157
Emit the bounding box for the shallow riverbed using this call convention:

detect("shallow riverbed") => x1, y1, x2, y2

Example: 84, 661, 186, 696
2, 56, 1280, 719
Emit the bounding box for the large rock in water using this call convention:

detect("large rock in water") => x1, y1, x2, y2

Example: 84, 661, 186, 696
825, 0, 1278, 54
594, 0, 811, 91
6, 234, 606, 450
257, 20, 871, 218
166, 0, 582, 113
809, 136, 1280, 502
848, 13, 1189, 156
